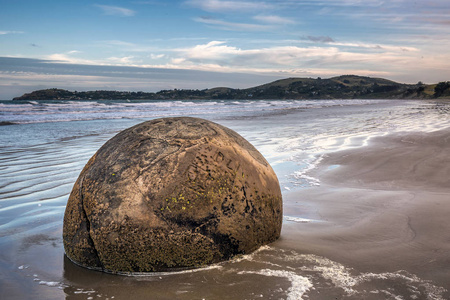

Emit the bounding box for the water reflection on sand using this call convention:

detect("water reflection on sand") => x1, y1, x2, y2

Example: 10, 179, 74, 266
3, 99, 450, 299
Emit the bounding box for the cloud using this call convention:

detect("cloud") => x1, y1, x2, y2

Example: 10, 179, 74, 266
96, 40, 161, 53
194, 16, 275, 31
0, 56, 284, 99
305, 0, 450, 34
150, 54, 166, 59
173, 41, 341, 68
297, 0, 389, 7
330, 0, 386, 6
185, 0, 273, 13
302, 36, 419, 52
28, 38, 433, 82
106, 56, 137, 65
178, 41, 239, 60
168, 40, 432, 78
44, 51, 142, 67
330, 41, 419, 52
95, 5, 136, 17
0, 30, 24, 35
306, 36, 335, 43
253, 15, 296, 25
133, 1, 167, 4
100, 40, 138, 47
44, 52, 95, 65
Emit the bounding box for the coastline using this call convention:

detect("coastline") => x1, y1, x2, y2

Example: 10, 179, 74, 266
2, 99, 450, 299
279, 127, 450, 293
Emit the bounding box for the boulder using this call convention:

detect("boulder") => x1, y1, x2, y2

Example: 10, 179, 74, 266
63, 117, 282, 273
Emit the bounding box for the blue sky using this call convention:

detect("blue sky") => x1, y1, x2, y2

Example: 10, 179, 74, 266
1, 0, 449, 99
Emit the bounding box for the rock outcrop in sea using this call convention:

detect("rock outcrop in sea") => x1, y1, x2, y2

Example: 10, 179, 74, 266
63, 117, 282, 273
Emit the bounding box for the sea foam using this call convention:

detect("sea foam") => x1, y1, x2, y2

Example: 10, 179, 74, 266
238, 269, 312, 300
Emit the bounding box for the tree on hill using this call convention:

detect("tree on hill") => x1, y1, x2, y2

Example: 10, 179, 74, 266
434, 81, 450, 98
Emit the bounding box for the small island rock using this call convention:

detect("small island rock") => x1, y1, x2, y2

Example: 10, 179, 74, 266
63, 117, 282, 273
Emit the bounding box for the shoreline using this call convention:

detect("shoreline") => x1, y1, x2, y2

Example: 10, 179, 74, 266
317, 127, 450, 193
2, 100, 450, 299
11, 75, 448, 101
279, 127, 450, 292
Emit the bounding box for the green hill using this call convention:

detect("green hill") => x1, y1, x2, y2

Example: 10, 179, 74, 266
12, 75, 449, 100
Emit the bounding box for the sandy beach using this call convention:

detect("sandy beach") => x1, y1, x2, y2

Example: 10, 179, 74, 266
281, 127, 450, 296
2, 99, 450, 299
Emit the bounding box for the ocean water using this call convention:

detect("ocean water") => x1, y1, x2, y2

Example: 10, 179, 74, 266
1, 99, 450, 299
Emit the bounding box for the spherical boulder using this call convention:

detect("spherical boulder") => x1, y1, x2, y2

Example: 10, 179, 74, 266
63, 117, 282, 273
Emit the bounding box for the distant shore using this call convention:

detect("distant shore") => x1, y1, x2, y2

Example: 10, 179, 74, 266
12, 75, 450, 101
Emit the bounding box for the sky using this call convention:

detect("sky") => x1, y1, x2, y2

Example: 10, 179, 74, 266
1, 0, 450, 99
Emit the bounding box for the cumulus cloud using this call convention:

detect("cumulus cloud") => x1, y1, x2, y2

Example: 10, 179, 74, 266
173, 41, 339, 68
168, 40, 429, 77
179, 41, 239, 59
95, 5, 136, 17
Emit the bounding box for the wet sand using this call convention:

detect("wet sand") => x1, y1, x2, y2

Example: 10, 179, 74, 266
280, 128, 450, 292
3, 100, 450, 299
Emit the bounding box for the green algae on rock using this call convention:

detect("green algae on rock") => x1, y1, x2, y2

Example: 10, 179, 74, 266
63, 117, 282, 273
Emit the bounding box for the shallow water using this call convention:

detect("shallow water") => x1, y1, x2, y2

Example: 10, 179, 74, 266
1, 99, 450, 299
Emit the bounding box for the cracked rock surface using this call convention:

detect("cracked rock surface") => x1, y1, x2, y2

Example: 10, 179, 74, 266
63, 117, 282, 273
